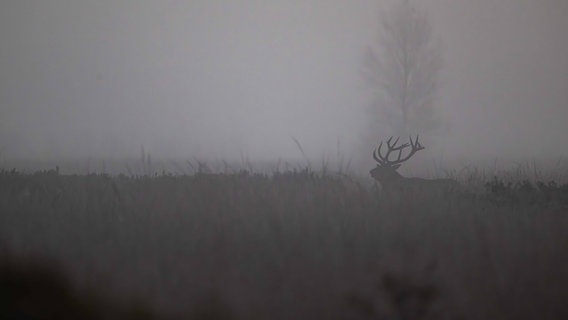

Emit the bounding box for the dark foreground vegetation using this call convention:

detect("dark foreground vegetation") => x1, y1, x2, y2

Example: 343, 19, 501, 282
1, 168, 568, 319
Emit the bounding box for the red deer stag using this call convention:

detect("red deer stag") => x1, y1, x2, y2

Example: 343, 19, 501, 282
371, 136, 459, 198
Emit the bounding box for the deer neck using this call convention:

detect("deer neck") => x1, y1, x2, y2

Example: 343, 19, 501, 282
390, 170, 405, 181
377, 170, 405, 185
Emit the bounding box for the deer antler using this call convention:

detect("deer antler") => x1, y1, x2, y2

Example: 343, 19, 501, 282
373, 135, 425, 166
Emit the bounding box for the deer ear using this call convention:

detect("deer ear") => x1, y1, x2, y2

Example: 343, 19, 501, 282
392, 164, 401, 170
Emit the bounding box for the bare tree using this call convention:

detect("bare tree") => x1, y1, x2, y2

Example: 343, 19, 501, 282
364, 0, 443, 136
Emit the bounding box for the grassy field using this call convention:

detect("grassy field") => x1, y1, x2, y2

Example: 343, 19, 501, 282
1, 167, 568, 319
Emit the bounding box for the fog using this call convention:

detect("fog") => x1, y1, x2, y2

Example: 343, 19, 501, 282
1, 0, 567, 171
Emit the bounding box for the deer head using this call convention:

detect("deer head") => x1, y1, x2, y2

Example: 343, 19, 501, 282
370, 135, 425, 183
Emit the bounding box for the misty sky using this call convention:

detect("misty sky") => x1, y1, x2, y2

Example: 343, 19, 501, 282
1, 0, 567, 165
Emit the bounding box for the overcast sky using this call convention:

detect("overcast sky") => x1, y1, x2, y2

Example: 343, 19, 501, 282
1, 0, 567, 167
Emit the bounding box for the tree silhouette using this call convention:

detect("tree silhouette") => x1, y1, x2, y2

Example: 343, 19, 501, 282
364, 0, 443, 136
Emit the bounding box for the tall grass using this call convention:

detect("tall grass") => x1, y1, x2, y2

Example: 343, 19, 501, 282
0, 167, 567, 319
